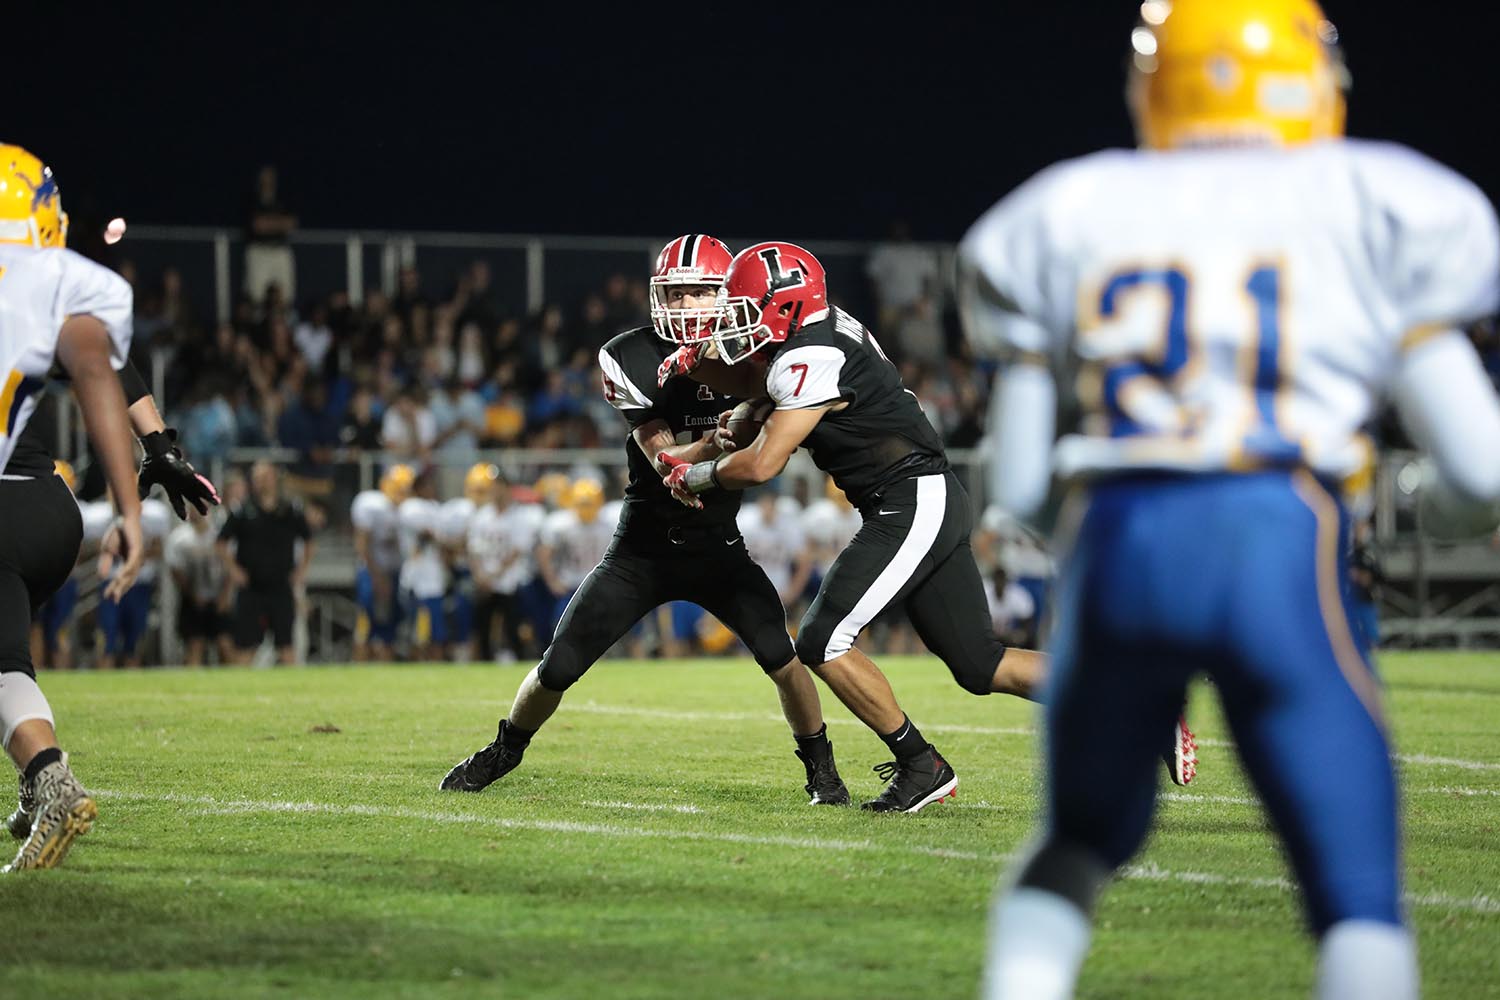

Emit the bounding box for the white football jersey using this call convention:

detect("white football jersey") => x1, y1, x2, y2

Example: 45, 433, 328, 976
437, 497, 476, 549
0, 246, 132, 474
397, 497, 447, 599
164, 521, 225, 604
467, 501, 544, 594
79, 499, 115, 546
86, 497, 171, 584
351, 490, 402, 572
539, 508, 613, 591
738, 502, 807, 596
800, 498, 862, 572
961, 140, 1500, 490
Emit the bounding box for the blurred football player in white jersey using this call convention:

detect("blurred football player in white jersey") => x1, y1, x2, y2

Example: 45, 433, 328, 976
398, 473, 449, 661
436, 463, 498, 661
737, 491, 813, 612
535, 478, 614, 634
95, 494, 172, 668
164, 506, 231, 667
961, 4, 1500, 998
0, 144, 148, 872
351, 464, 413, 661
466, 470, 543, 662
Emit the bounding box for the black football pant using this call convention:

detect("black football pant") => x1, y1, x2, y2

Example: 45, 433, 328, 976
535, 528, 796, 692
794, 470, 1006, 695
473, 588, 527, 661
0, 475, 84, 679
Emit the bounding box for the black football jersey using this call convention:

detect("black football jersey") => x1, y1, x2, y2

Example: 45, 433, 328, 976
598, 326, 742, 531
764, 307, 949, 508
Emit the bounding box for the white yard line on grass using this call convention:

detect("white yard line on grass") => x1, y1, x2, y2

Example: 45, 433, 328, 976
92, 789, 1500, 915
574, 704, 1500, 770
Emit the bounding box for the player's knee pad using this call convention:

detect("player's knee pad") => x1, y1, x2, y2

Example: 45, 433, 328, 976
0, 669, 53, 749
793, 609, 839, 669
535, 637, 588, 692
947, 651, 1002, 696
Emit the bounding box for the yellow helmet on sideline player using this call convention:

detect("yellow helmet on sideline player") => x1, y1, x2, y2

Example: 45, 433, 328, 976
1127, 0, 1347, 150
534, 472, 572, 510
0, 144, 69, 249
53, 459, 77, 493
380, 464, 416, 503
464, 462, 500, 503
568, 479, 605, 523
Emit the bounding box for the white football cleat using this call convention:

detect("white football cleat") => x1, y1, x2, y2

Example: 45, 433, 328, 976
1164, 715, 1198, 787
4, 759, 96, 872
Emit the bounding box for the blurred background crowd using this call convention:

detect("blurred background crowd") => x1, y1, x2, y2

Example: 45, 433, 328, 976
28, 168, 1500, 670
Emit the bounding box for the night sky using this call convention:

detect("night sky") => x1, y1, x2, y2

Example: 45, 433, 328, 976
13, 2, 1498, 243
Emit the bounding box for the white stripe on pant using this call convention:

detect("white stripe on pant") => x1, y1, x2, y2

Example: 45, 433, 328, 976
822, 474, 947, 663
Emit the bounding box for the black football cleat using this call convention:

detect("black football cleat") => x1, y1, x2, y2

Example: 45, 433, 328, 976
439, 722, 528, 793
795, 743, 850, 806
861, 746, 957, 814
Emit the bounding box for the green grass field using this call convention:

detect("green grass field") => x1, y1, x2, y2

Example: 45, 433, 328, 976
1, 652, 1497, 999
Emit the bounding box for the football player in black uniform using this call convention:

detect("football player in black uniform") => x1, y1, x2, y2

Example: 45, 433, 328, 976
440, 235, 851, 804
658, 242, 1196, 813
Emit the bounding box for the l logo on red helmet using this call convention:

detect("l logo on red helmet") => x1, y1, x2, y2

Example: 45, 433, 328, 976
758, 247, 806, 294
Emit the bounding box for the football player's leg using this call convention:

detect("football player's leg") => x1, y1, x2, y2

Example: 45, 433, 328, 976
230, 589, 263, 666
695, 553, 848, 805
441, 550, 662, 792
1217, 483, 1411, 996
901, 537, 1028, 697
987, 592, 1183, 999
795, 477, 960, 812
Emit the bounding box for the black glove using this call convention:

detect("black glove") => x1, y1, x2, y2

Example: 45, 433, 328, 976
138, 428, 221, 519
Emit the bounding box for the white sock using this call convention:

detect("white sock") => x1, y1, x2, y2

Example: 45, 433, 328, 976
1317, 920, 1418, 1000
0, 672, 54, 750
982, 887, 1092, 1000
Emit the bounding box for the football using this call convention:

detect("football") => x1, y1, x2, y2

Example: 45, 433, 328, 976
722, 397, 774, 449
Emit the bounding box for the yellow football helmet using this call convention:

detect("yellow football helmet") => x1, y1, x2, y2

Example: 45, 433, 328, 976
567, 478, 605, 523
1127, 0, 1348, 149
533, 471, 572, 510
464, 462, 500, 503
380, 463, 416, 503
53, 459, 78, 493
0, 144, 69, 249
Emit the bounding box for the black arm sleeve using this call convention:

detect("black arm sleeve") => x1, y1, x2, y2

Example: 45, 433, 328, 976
119, 359, 150, 407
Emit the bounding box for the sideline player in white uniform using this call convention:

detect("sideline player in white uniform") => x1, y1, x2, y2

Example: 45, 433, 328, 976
466, 471, 543, 662
95, 495, 171, 668
535, 479, 614, 634
436, 463, 496, 661
398, 481, 448, 661
351, 465, 412, 661
165, 508, 231, 666
961, 4, 1500, 998
0, 144, 148, 871
737, 491, 813, 611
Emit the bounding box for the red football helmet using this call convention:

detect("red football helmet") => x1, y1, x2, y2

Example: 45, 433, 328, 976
712, 242, 828, 365
649, 234, 734, 344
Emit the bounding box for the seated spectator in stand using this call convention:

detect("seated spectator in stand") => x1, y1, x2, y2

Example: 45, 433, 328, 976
456, 322, 488, 386
526, 370, 582, 431
866, 219, 940, 345
179, 382, 239, 466
340, 386, 384, 450
454, 260, 500, 333
294, 300, 334, 375
430, 378, 486, 460
278, 379, 339, 500
381, 384, 437, 461
244, 165, 297, 305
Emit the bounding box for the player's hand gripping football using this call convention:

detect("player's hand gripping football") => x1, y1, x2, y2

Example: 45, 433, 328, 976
657, 344, 702, 388
709, 409, 740, 453
657, 452, 705, 510
138, 428, 221, 519
98, 514, 146, 602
